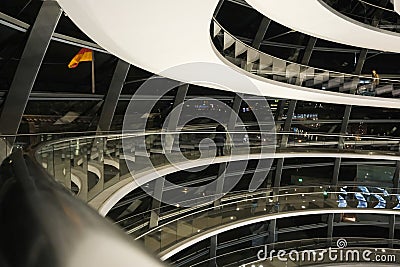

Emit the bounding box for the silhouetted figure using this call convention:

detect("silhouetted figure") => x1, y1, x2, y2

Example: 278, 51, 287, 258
214, 125, 226, 156
372, 69, 380, 90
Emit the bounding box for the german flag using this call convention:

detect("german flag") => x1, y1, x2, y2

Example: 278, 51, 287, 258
68, 48, 93, 68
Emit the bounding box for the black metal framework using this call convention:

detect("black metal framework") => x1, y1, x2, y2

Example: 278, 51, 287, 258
97, 59, 130, 132
0, 1, 400, 266
0, 1, 62, 137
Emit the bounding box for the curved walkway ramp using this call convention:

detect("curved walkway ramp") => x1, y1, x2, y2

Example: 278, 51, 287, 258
114, 185, 400, 260
35, 131, 400, 216
245, 0, 400, 53
95, 149, 400, 217
144, 187, 400, 260
186, 237, 400, 266
212, 19, 400, 99
55, 0, 400, 109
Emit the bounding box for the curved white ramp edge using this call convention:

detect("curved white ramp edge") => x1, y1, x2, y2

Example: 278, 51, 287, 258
246, 0, 400, 53
159, 208, 400, 260
91, 151, 400, 216
395, 0, 400, 15
57, 0, 400, 109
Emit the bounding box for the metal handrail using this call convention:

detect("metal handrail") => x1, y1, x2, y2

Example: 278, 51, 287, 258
0, 149, 167, 267
212, 18, 400, 97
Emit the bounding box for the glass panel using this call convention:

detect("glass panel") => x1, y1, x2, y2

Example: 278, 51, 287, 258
88, 137, 105, 200
211, 19, 400, 99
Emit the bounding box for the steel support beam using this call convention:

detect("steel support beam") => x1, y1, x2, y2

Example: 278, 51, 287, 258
332, 158, 341, 185
164, 84, 188, 152
214, 0, 225, 17
228, 93, 243, 130
389, 215, 395, 248
280, 100, 297, 147
354, 49, 368, 75
209, 235, 218, 267
252, 17, 271, 50
393, 160, 400, 190
339, 105, 352, 147
149, 88, 189, 223
169, 83, 189, 130
173, 84, 189, 109
273, 100, 297, 201
393, 138, 400, 191
212, 93, 242, 207
116, 199, 142, 220
300, 37, 317, 65
0, 11, 106, 53
149, 176, 166, 228
373, 0, 390, 26
274, 100, 286, 122
267, 219, 277, 244
97, 60, 130, 132
273, 159, 284, 188
273, 38, 315, 189
0, 1, 62, 137
327, 213, 334, 246
211, 93, 243, 205
214, 162, 228, 207
289, 35, 316, 63
364, 0, 387, 79
332, 105, 352, 185
0, 11, 29, 32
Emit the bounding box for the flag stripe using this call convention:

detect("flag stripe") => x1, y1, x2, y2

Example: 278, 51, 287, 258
68, 48, 93, 68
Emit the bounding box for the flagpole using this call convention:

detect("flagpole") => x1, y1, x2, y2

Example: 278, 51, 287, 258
91, 52, 95, 94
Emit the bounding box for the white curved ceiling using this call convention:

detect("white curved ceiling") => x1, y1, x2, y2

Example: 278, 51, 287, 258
246, 0, 400, 53
57, 0, 400, 109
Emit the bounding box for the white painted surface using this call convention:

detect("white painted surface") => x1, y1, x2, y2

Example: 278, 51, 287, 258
393, 0, 400, 15
246, 0, 400, 53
